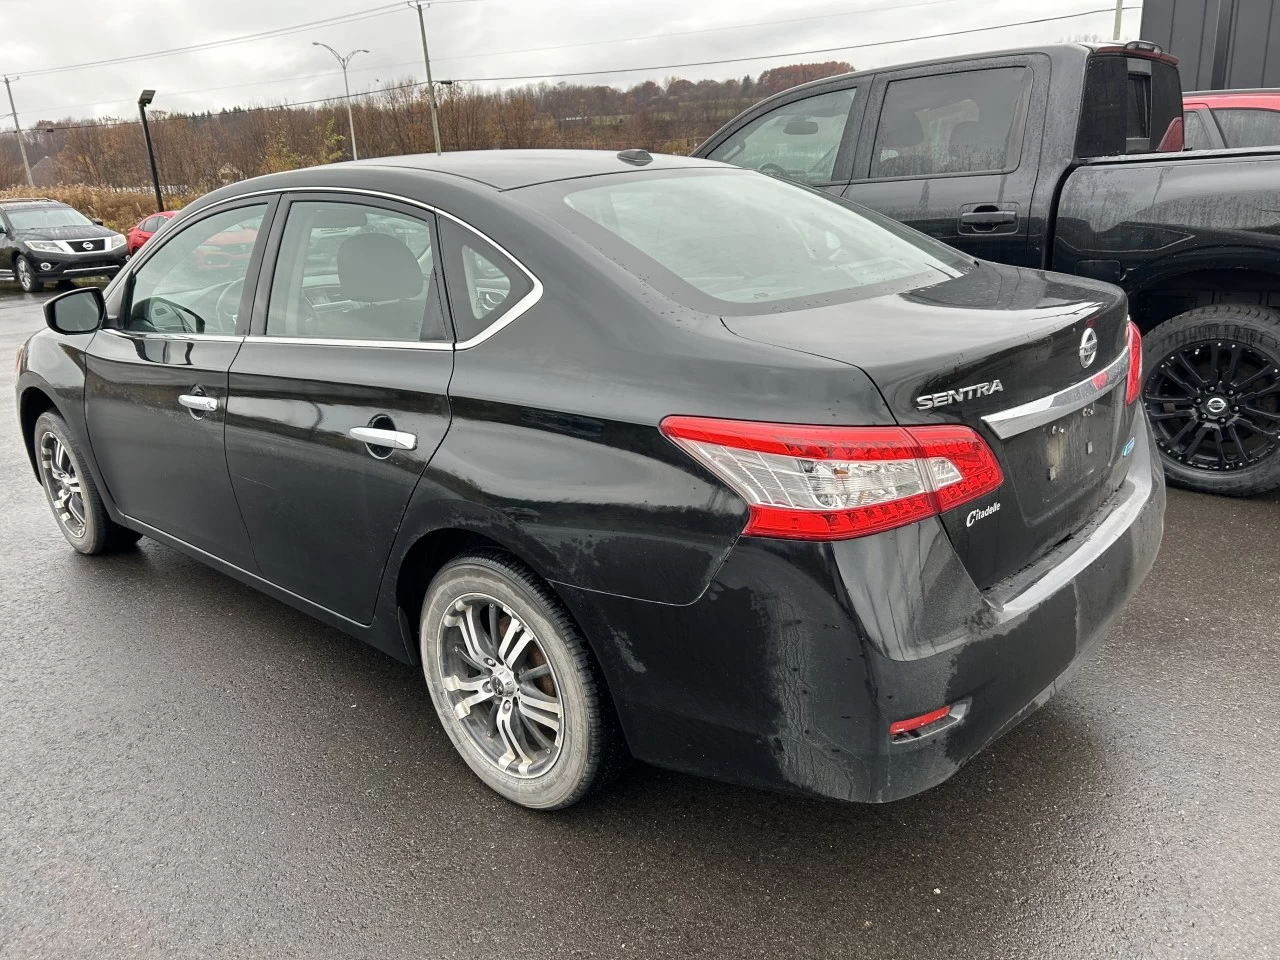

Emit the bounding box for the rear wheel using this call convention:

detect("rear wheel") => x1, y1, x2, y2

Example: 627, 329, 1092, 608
420, 551, 625, 810
33, 412, 141, 554
15, 255, 42, 293
1142, 304, 1280, 496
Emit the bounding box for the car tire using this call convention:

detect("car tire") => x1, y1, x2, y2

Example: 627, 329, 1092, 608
420, 551, 626, 810
15, 255, 43, 293
1142, 304, 1280, 496
33, 411, 142, 554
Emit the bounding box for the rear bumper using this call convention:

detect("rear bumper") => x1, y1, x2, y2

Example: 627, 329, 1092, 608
559, 419, 1166, 803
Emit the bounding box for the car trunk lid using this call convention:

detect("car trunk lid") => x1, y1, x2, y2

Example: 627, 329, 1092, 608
722, 262, 1139, 588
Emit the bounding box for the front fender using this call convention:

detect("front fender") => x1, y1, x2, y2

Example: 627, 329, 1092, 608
15, 329, 123, 522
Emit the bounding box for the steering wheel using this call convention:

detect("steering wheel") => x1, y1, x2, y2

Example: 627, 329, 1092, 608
215, 278, 244, 330
757, 163, 787, 177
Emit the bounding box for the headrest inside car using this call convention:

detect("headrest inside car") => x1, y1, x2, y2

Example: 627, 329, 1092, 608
337, 232, 424, 302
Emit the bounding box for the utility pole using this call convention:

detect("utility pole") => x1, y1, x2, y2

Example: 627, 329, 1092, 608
137, 90, 164, 213
313, 42, 369, 160
1112, 0, 1124, 41
2, 76, 34, 188
410, 1, 443, 156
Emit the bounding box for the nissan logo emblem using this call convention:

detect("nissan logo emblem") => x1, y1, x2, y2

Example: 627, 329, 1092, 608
81, 241, 93, 251
1079, 327, 1098, 368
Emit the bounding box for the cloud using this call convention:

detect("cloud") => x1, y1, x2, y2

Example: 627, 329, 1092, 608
0, 0, 1135, 124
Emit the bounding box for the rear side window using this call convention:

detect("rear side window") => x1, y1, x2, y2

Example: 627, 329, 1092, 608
1213, 108, 1280, 148
870, 67, 1031, 178
439, 219, 535, 343
706, 88, 856, 186
265, 200, 445, 343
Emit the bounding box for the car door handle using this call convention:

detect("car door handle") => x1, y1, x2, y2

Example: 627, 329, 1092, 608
959, 210, 1017, 226
178, 394, 219, 412
349, 426, 417, 451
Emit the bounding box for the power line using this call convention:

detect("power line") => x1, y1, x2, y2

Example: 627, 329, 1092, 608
0, 5, 1142, 138
17, 0, 963, 117
14, 0, 482, 79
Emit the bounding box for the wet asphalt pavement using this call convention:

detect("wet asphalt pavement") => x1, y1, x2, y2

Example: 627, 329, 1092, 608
1, 286, 1277, 960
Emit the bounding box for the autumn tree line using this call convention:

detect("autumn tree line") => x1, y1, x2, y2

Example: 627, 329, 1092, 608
0, 62, 852, 195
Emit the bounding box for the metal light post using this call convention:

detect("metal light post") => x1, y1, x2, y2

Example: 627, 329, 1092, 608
1112, 0, 1124, 40
313, 42, 369, 160
409, 1, 443, 156
2, 75, 33, 187
137, 89, 164, 213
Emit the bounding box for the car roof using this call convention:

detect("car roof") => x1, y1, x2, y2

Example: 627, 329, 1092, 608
351, 149, 725, 190
1185, 89, 1280, 108
0, 198, 64, 209
727, 43, 1093, 103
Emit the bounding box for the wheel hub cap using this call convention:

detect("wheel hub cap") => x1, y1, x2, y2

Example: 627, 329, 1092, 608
1145, 339, 1280, 472
438, 594, 564, 778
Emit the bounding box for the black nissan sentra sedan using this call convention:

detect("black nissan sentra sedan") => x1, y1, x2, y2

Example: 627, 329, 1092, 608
15, 150, 1165, 809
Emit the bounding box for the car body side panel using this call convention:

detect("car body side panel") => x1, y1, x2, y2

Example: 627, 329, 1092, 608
1052, 151, 1280, 308
15, 331, 118, 510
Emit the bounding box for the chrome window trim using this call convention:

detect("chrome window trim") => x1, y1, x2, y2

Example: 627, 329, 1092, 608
248, 335, 452, 351
185, 186, 543, 350
100, 328, 245, 343
981, 344, 1131, 439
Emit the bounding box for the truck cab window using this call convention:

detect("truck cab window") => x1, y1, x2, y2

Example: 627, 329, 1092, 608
706, 88, 856, 186
870, 67, 1030, 178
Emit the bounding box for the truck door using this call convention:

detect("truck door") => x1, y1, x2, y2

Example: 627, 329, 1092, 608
842, 54, 1048, 266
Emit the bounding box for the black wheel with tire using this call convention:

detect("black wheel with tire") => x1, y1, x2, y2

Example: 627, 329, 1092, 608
1142, 304, 1280, 496
15, 255, 43, 293
420, 551, 626, 809
33, 411, 142, 554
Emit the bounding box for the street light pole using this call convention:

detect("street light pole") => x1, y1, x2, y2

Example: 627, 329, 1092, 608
2, 76, 34, 188
137, 89, 164, 213
313, 42, 369, 161
1112, 0, 1124, 40
409, 1, 443, 156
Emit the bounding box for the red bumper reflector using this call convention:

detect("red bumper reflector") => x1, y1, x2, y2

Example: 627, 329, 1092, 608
889, 705, 952, 736
1125, 321, 1143, 405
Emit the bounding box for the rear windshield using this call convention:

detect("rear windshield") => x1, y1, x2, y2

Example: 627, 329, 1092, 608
520, 169, 968, 314
5, 205, 93, 231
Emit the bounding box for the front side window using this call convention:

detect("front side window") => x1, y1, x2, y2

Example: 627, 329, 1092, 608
871, 67, 1031, 178
530, 169, 966, 313
1213, 108, 1280, 148
439, 219, 534, 343
707, 88, 856, 186
8, 204, 93, 231
125, 204, 266, 335
266, 200, 445, 342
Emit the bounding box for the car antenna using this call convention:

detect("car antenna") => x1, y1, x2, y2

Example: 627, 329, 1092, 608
616, 148, 653, 166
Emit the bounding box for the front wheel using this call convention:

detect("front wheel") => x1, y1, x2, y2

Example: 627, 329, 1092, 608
15, 255, 42, 293
33, 412, 141, 554
1142, 304, 1280, 496
420, 551, 625, 810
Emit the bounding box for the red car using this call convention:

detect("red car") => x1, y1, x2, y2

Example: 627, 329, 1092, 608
1184, 89, 1280, 150
125, 210, 176, 255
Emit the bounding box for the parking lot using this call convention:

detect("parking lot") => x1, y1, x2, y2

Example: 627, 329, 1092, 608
1, 284, 1278, 959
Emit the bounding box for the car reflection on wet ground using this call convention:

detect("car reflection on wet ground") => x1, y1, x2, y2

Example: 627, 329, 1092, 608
1, 286, 1276, 959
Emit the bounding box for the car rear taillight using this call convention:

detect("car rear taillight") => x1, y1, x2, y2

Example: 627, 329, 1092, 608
659, 417, 1004, 541
1125, 321, 1143, 405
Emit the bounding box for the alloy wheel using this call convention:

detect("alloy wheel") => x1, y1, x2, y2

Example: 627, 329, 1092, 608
1144, 339, 1280, 472
39, 431, 87, 539
436, 593, 564, 778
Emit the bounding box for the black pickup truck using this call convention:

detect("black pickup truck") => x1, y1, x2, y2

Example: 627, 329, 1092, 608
696, 41, 1280, 496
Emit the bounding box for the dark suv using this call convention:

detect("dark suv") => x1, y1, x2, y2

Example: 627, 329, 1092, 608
0, 198, 128, 293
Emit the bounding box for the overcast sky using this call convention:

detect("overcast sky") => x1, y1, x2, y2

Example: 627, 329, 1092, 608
0, 0, 1139, 124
